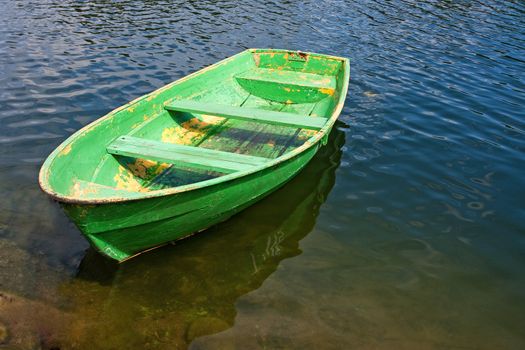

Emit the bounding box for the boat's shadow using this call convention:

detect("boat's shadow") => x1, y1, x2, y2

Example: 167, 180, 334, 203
65, 124, 346, 348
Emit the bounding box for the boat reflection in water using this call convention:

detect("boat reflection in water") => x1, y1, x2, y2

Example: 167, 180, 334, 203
62, 126, 345, 349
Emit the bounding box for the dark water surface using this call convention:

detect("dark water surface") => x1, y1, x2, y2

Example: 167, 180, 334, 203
1, 0, 524, 349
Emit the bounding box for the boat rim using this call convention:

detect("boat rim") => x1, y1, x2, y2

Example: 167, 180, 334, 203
38, 49, 350, 204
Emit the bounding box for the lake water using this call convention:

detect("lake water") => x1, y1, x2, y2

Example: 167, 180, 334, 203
1, 0, 524, 349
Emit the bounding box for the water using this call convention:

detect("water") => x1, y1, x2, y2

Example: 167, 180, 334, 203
1, 0, 524, 348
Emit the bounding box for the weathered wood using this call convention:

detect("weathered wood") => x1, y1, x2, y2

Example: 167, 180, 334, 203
71, 179, 143, 198
234, 68, 336, 103
107, 136, 269, 173
236, 68, 336, 90
164, 101, 327, 130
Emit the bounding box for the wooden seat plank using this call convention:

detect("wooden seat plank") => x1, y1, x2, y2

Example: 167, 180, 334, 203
107, 136, 269, 173
164, 101, 327, 130
236, 68, 336, 90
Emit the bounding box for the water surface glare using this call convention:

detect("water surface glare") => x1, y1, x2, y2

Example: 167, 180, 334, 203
1, 0, 524, 349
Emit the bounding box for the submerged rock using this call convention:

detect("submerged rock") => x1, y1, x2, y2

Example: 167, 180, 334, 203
186, 316, 230, 343
0, 239, 66, 304
0, 291, 71, 349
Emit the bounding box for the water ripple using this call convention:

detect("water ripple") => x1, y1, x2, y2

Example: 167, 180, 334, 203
0, 0, 524, 348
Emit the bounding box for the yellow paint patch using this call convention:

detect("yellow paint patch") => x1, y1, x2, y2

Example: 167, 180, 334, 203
154, 163, 169, 175
201, 114, 224, 124
298, 129, 318, 141
128, 159, 168, 179
127, 106, 136, 113
146, 91, 161, 102
161, 116, 222, 145
59, 144, 72, 156
319, 88, 335, 96
70, 181, 98, 197
113, 166, 149, 192
161, 127, 179, 144
253, 53, 260, 66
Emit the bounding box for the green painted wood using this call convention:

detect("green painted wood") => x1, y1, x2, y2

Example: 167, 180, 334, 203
39, 48, 350, 262
65, 144, 320, 261
200, 95, 297, 159
251, 49, 344, 75
234, 67, 337, 104
236, 68, 336, 90
164, 100, 327, 130
107, 136, 269, 173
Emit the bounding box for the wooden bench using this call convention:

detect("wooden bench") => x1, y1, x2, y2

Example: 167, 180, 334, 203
107, 136, 269, 173
236, 68, 336, 91
234, 68, 336, 103
164, 101, 327, 130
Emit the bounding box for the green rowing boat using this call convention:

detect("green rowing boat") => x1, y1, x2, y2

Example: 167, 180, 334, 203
39, 49, 350, 262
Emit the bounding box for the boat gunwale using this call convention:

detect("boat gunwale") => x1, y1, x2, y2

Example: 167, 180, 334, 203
38, 49, 350, 204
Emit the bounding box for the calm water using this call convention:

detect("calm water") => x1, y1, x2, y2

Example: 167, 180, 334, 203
1, 0, 524, 349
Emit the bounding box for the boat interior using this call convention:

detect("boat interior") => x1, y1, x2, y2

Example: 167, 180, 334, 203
43, 49, 348, 199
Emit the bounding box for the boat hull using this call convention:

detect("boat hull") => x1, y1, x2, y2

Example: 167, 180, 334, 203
40, 49, 350, 262
63, 143, 320, 261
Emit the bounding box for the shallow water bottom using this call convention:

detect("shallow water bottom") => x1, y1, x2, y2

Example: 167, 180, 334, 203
2, 224, 523, 350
